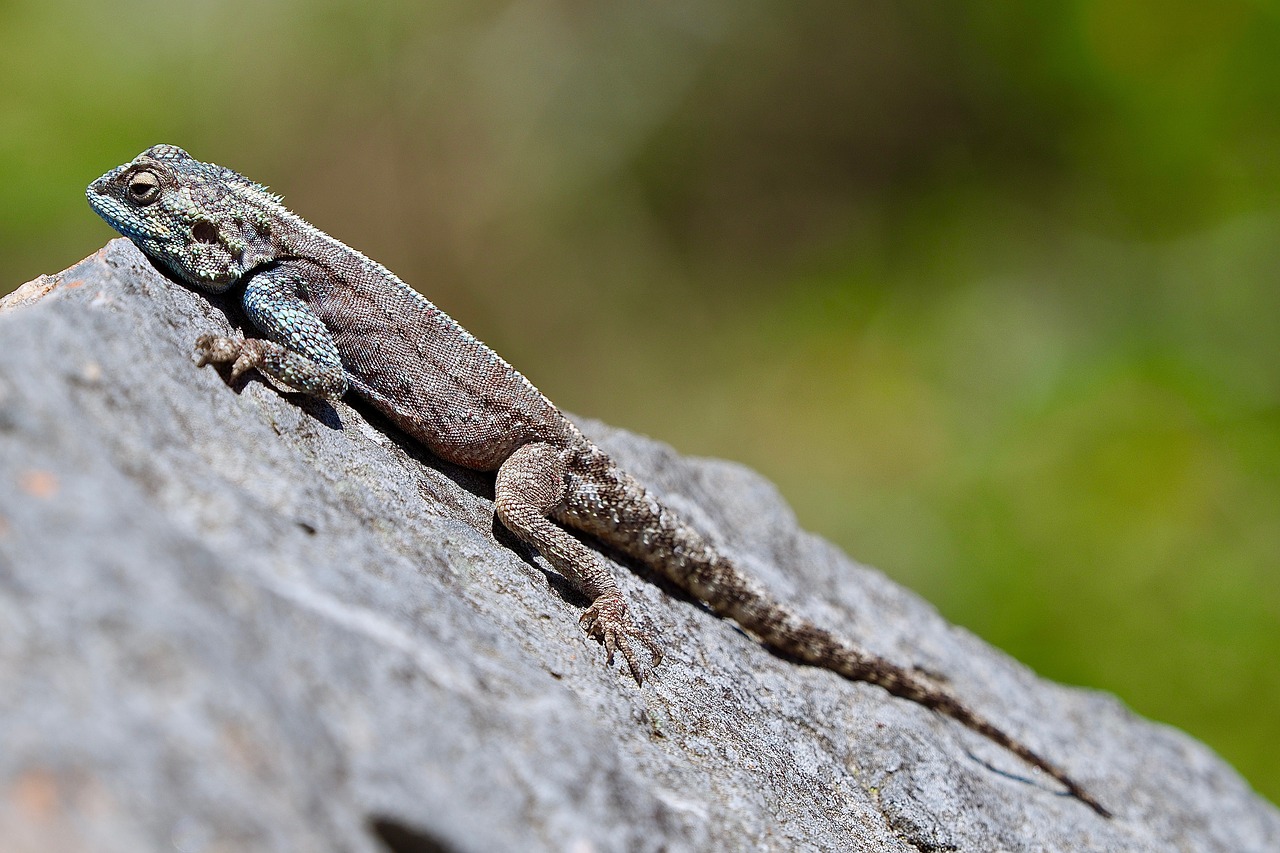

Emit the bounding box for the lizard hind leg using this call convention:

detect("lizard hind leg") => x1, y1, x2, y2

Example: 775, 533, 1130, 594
494, 442, 662, 683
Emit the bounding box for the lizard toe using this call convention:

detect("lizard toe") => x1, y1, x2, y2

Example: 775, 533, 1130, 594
580, 593, 661, 684
193, 334, 243, 367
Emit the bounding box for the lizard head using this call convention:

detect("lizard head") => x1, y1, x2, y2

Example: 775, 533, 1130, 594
87, 145, 283, 294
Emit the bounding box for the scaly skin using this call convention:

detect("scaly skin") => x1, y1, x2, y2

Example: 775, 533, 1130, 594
87, 145, 1111, 817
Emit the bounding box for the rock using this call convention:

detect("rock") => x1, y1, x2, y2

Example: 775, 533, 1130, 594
0, 239, 1275, 852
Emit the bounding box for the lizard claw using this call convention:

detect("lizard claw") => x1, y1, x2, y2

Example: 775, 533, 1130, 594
194, 335, 263, 381
580, 593, 663, 684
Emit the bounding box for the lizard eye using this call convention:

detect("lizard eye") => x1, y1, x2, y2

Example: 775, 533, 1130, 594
126, 170, 161, 205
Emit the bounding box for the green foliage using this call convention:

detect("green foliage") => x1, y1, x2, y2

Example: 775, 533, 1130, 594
3, 0, 1277, 803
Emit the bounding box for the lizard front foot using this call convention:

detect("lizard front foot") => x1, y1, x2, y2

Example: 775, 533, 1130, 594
194, 334, 265, 382
580, 593, 664, 684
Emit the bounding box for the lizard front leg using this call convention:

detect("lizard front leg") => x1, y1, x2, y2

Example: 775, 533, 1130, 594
194, 261, 347, 399
495, 442, 663, 682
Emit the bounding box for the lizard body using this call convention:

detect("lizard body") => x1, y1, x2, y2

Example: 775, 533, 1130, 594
87, 145, 1109, 817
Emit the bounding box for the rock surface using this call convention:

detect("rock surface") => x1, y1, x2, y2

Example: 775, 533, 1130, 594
0, 239, 1276, 852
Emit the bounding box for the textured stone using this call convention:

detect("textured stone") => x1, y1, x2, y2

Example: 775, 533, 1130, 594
0, 239, 1275, 852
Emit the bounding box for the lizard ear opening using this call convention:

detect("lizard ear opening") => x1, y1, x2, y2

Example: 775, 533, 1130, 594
191, 221, 220, 245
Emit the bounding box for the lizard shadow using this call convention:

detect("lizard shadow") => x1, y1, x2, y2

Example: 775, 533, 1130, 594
335, 393, 689, 615
352, 398, 596, 608
349, 401, 693, 616
342, 393, 497, 500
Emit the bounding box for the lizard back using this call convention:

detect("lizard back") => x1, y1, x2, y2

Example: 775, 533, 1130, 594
284, 226, 575, 470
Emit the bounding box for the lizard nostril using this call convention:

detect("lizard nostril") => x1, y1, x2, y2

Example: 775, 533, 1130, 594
191, 221, 219, 245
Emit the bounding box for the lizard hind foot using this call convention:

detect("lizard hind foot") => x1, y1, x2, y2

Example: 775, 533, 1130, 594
579, 593, 663, 684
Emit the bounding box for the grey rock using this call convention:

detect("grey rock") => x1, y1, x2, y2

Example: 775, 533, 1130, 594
0, 238, 1276, 852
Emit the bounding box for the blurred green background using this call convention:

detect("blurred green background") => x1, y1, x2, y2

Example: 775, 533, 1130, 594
3, 0, 1278, 803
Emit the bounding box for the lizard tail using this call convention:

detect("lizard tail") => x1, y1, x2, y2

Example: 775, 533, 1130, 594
777, 617, 1112, 817
556, 448, 1110, 818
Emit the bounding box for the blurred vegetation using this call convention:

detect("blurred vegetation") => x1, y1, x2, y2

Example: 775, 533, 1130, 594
3, 0, 1278, 803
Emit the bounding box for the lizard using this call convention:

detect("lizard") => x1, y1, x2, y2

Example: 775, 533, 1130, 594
86, 144, 1111, 818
